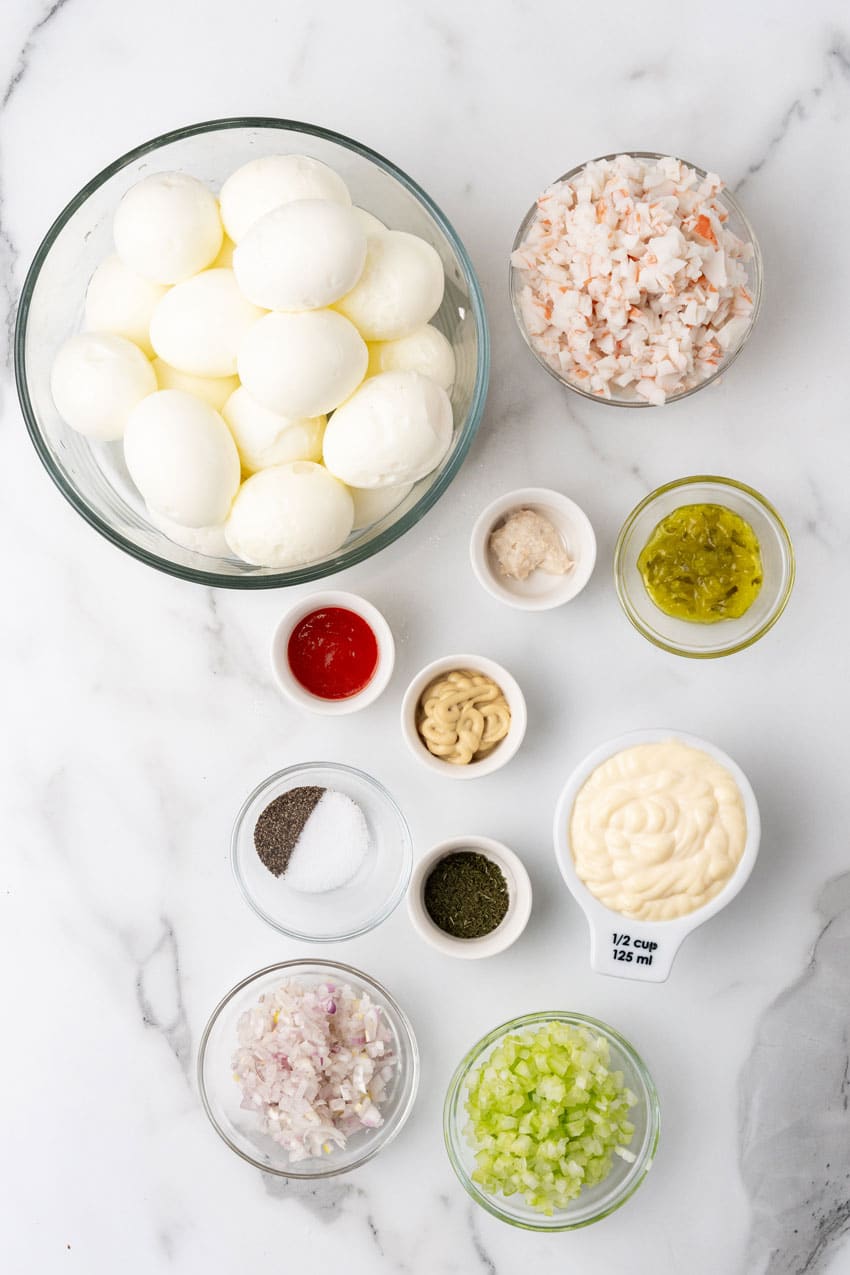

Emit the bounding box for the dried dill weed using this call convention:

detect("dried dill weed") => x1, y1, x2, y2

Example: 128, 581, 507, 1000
423, 851, 509, 939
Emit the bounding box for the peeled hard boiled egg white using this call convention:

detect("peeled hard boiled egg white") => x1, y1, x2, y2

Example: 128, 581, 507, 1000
124, 390, 240, 528
50, 332, 156, 441
84, 255, 167, 357
113, 172, 223, 285
152, 358, 239, 411
225, 461, 354, 568
352, 207, 386, 236
367, 324, 456, 391
350, 481, 414, 530
150, 268, 264, 377
335, 230, 444, 340
238, 310, 367, 418
149, 509, 231, 559
220, 154, 351, 243
323, 371, 453, 489
212, 236, 235, 268
222, 387, 325, 475
233, 199, 366, 311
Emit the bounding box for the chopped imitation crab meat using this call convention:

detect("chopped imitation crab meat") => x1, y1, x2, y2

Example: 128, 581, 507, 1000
511, 154, 754, 405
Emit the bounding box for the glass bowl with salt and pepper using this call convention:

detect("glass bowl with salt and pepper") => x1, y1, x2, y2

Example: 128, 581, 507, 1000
231, 763, 413, 941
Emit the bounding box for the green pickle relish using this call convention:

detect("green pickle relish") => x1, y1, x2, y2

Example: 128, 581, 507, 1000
637, 503, 763, 623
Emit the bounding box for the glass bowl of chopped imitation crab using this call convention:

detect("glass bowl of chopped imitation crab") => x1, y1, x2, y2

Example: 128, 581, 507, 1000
444, 1012, 660, 1230
198, 960, 419, 1177
510, 152, 762, 407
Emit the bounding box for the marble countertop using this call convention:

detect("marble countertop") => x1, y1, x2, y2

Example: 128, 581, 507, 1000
3, 2, 850, 1272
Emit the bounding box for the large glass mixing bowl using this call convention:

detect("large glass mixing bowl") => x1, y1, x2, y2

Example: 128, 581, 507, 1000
15, 118, 489, 588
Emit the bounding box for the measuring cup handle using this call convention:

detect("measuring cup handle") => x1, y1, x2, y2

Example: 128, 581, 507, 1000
588, 917, 684, 983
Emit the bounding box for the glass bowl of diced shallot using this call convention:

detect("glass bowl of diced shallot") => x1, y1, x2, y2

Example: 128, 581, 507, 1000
198, 959, 419, 1177
510, 151, 762, 407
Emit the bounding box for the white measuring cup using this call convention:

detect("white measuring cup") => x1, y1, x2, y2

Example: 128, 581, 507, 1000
552, 729, 761, 983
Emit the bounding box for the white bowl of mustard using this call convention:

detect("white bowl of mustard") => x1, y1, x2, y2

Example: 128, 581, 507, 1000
400, 654, 527, 779
552, 729, 760, 982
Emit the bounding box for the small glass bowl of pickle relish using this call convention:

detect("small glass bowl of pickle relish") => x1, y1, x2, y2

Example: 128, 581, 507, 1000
615, 476, 794, 658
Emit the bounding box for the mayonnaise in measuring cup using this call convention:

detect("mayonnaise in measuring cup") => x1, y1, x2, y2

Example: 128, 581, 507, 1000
569, 739, 747, 921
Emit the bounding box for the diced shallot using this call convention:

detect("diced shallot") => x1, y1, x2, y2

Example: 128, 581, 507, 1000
232, 978, 396, 1162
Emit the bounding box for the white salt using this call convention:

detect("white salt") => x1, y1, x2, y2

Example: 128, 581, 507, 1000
284, 789, 371, 893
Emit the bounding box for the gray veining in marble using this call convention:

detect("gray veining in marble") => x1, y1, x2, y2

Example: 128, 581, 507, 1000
2, 0, 72, 110
736, 38, 850, 192
136, 918, 192, 1078
740, 875, 850, 1275
263, 1173, 366, 1220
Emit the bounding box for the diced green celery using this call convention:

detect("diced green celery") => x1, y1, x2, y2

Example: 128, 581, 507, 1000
464, 1023, 638, 1215
548, 1048, 571, 1077
537, 1075, 566, 1103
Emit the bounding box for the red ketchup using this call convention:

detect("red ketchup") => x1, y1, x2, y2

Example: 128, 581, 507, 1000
287, 607, 379, 700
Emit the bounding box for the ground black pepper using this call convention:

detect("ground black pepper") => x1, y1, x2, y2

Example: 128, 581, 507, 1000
254, 786, 325, 876
423, 851, 510, 939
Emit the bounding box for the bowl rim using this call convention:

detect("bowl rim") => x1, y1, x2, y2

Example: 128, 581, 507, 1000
469, 485, 597, 611
443, 1009, 661, 1229
400, 653, 528, 779
269, 589, 396, 715
14, 115, 490, 589
197, 957, 420, 1178
406, 834, 533, 958
613, 474, 796, 657
230, 760, 413, 940
509, 150, 763, 408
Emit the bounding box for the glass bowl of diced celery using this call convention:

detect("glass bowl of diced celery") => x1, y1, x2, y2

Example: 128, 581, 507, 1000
443, 1011, 660, 1230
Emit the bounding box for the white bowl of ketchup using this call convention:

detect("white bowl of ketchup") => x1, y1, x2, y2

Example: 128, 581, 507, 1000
271, 591, 396, 715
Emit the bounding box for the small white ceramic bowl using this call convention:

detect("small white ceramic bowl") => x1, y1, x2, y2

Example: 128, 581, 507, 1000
270, 590, 395, 716
407, 836, 533, 958
400, 654, 527, 779
470, 487, 596, 611
552, 729, 761, 982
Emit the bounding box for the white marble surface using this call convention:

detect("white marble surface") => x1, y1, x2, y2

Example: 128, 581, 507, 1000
2, 2, 850, 1272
